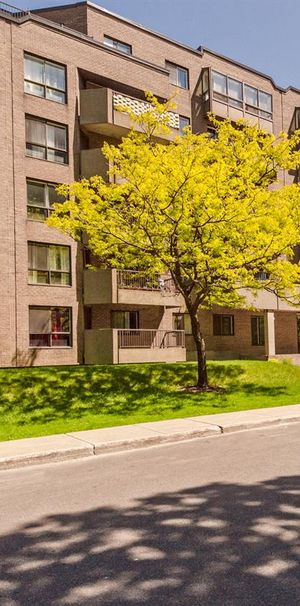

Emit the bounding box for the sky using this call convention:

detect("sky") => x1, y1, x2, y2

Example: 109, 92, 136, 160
12, 0, 300, 90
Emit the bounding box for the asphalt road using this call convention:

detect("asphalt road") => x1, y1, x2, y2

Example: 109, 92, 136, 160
0, 423, 300, 605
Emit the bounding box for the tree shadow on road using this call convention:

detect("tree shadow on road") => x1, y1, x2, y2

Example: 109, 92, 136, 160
0, 474, 299, 605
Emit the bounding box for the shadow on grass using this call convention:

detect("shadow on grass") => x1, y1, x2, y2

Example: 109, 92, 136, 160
0, 362, 290, 428
0, 475, 299, 605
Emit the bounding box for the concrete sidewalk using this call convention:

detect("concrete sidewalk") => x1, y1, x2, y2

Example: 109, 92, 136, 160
1, 404, 300, 470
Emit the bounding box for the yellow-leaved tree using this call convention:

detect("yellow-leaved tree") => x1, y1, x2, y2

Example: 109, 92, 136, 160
49, 95, 300, 390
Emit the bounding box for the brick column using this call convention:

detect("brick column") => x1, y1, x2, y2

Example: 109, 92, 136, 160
265, 310, 275, 358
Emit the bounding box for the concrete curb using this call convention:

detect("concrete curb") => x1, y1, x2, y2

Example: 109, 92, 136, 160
1, 405, 300, 470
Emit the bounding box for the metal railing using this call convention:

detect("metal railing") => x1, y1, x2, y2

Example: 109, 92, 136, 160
118, 329, 185, 349
0, 2, 29, 17
117, 270, 177, 293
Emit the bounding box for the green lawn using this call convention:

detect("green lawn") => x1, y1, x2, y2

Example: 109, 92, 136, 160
1, 360, 300, 441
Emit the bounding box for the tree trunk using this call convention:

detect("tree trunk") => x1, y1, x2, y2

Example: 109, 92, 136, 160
189, 310, 208, 389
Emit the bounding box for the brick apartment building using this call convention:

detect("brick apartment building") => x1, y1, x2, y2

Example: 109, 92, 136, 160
1, 0, 300, 367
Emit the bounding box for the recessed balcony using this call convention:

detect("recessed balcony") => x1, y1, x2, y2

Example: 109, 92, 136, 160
84, 268, 183, 307
84, 328, 186, 364
80, 87, 181, 140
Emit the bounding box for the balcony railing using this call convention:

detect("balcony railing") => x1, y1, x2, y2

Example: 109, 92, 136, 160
117, 270, 177, 293
0, 2, 29, 17
118, 329, 185, 349
113, 92, 180, 130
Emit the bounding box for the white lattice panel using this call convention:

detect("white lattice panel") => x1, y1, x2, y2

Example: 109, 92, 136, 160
113, 92, 179, 129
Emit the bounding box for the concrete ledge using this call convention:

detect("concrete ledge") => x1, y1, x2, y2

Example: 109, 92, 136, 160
189, 404, 300, 434
68, 420, 220, 454
0, 434, 93, 470
1, 405, 300, 470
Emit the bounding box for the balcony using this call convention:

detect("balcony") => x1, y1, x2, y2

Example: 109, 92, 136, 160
84, 328, 186, 364
84, 268, 183, 307
80, 87, 180, 140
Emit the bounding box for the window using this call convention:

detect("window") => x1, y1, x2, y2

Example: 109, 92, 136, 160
211, 71, 272, 120
111, 311, 139, 329
255, 271, 270, 281
25, 116, 68, 164
213, 314, 235, 336
173, 313, 192, 335
207, 126, 218, 139
251, 316, 265, 346
28, 243, 71, 286
179, 116, 190, 134
103, 35, 132, 55
24, 54, 66, 103
29, 306, 72, 347
166, 62, 189, 89
84, 306, 92, 330
27, 179, 64, 221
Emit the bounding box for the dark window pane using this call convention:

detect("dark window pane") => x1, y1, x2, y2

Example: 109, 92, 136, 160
213, 315, 222, 335
251, 316, 265, 346
222, 316, 234, 336
129, 311, 139, 329
30, 333, 51, 347
27, 181, 46, 206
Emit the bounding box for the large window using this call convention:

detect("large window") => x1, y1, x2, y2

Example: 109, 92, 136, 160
166, 62, 189, 89
111, 311, 139, 329
212, 71, 272, 120
251, 316, 265, 346
25, 117, 68, 164
29, 306, 72, 347
24, 54, 66, 103
27, 179, 64, 221
28, 243, 71, 286
213, 314, 235, 336
103, 35, 132, 55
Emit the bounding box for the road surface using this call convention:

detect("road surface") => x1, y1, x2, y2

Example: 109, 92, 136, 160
0, 423, 300, 605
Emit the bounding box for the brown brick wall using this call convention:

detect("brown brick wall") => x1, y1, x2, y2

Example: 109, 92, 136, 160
33, 4, 88, 34
2, 5, 300, 367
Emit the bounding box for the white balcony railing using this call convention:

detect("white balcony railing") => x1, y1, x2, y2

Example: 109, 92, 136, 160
117, 270, 177, 293
113, 92, 180, 130
118, 329, 185, 349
